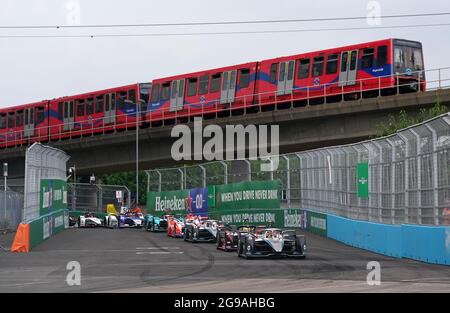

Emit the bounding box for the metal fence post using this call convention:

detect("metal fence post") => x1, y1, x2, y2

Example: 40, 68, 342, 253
282, 155, 290, 209
199, 165, 206, 188
425, 123, 440, 225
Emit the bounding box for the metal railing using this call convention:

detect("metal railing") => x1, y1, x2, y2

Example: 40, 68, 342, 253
67, 183, 131, 213
146, 113, 450, 226
1, 67, 450, 148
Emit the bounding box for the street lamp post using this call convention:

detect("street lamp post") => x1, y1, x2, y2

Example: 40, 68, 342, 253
69, 166, 76, 210
3, 163, 7, 226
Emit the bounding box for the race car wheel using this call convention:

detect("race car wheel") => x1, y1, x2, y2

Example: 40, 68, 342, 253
77, 217, 81, 228
237, 241, 243, 257
150, 223, 155, 232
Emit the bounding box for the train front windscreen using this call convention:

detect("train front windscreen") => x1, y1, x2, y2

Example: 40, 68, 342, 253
393, 39, 424, 78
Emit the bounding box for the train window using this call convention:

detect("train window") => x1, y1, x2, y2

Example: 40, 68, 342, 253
64, 102, 68, 118
326, 54, 339, 74
199, 75, 209, 95
105, 94, 110, 111
76, 99, 85, 117
179, 80, 185, 98
25, 109, 29, 125
117, 92, 127, 111
350, 51, 358, 71
239, 69, 250, 88
86, 98, 94, 115
16, 110, 23, 127
269, 63, 278, 83
222, 72, 229, 90
160, 83, 171, 101
8, 112, 15, 128
279, 63, 286, 81
36, 107, 45, 124
0, 114, 6, 129
230, 71, 236, 87
362, 48, 374, 69
378, 45, 388, 67
287, 62, 294, 81
150, 84, 160, 102
210, 73, 221, 93
312, 56, 324, 77
297, 59, 310, 79
96, 96, 104, 113
171, 81, 178, 99
111, 93, 116, 111
341, 52, 348, 72
128, 89, 136, 104
187, 78, 198, 97
58, 102, 63, 117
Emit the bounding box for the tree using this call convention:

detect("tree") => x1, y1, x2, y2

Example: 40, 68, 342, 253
374, 101, 448, 138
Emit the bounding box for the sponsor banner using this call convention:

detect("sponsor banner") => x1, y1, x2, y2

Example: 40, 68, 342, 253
284, 209, 307, 229
43, 216, 52, 240
28, 209, 68, 250
215, 180, 280, 211
147, 190, 189, 215
219, 209, 284, 228
188, 188, 208, 216
357, 162, 369, 198
307, 211, 328, 237
39, 179, 68, 216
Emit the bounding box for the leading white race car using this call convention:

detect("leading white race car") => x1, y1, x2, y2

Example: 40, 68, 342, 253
78, 212, 103, 228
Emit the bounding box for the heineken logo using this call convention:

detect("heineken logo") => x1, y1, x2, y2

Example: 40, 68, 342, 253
155, 196, 186, 212
359, 177, 368, 185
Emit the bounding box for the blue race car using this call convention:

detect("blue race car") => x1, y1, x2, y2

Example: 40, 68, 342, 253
145, 214, 171, 232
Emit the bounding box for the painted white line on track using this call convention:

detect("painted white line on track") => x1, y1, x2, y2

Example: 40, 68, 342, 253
135, 247, 180, 250
136, 251, 184, 255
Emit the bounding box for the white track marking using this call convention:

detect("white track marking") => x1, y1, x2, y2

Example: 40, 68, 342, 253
136, 251, 184, 255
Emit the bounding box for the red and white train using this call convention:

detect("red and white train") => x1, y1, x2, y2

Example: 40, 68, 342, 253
0, 38, 425, 148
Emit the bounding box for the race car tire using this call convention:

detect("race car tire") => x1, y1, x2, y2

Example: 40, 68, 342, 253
150, 223, 155, 232
77, 217, 81, 228
237, 241, 243, 257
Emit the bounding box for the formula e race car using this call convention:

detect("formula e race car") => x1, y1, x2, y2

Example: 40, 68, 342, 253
184, 218, 219, 243
167, 215, 186, 238
237, 227, 307, 259
216, 224, 240, 251
77, 212, 103, 228
104, 213, 119, 228
145, 214, 170, 232
119, 210, 145, 228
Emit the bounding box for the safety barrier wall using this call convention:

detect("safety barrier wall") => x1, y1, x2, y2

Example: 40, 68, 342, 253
402, 224, 450, 265
321, 212, 449, 265
327, 214, 403, 258
12, 209, 69, 252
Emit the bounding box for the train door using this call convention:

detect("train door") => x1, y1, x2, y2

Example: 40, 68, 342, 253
170, 79, 185, 112
220, 70, 237, 104
63, 101, 74, 131
339, 50, 358, 86
24, 107, 34, 137
277, 60, 295, 95
104, 93, 116, 124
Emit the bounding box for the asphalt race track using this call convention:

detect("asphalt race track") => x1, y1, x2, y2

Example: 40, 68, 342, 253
0, 228, 449, 293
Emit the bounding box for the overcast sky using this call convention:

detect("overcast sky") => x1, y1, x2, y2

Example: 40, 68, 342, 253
1, 0, 449, 108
